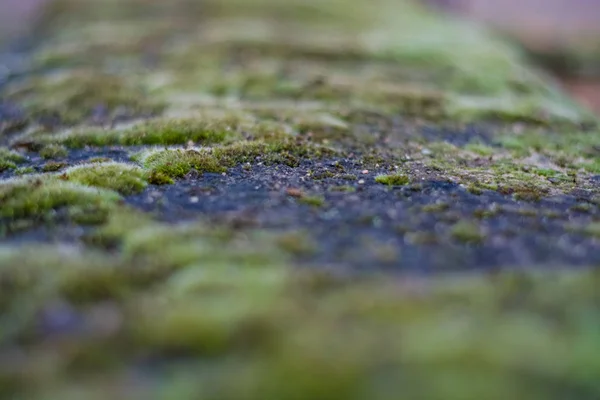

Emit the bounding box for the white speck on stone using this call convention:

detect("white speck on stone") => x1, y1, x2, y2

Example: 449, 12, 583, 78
190, 196, 199, 203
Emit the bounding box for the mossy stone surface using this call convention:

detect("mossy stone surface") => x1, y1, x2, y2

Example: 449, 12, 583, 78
0, 0, 599, 398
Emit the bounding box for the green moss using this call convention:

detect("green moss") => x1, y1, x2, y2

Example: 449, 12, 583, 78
465, 142, 496, 157
2, 0, 600, 398
139, 138, 336, 180
0, 148, 25, 172
447, 94, 592, 125
140, 148, 225, 179
510, 185, 545, 202
0, 160, 17, 172
309, 169, 336, 180
39, 144, 68, 159
36, 117, 239, 148
148, 171, 175, 185
14, 167, 36, 176
467, 184, 484, 195
450, 221, 485, 244
375, 173, 410, 186
298, 195, 326, 207
4, 71, 164, 125
533, 168, 557, 177
0, 176, 120, 221
408, 139, 596, 202
331, 185, 356, 192
422, 202, 450, 213
277, 231, 318, 256
42, 161, 68, 172
583, 223, 600, 238
0, 148, 25, 163
496, 129, 600, 173
63, 162, 148, 195
8, 229, 599, 400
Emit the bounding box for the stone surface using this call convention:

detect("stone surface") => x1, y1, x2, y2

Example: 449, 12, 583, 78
0, 1, 599, 399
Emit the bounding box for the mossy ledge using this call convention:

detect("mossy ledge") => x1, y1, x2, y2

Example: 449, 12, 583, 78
1, 0, 600, 398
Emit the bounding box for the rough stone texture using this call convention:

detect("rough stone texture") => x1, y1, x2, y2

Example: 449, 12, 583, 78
0, 1, 599, 399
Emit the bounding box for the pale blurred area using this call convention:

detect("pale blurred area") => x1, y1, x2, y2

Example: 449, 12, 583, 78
0, 0, 48, 45
428, 0, 600, 113
430, 0, 600, 46
1, 0, 599, 111
2, 0, 599, 46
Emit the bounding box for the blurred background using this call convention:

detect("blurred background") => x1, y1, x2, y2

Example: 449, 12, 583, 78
1, 0, 599, 112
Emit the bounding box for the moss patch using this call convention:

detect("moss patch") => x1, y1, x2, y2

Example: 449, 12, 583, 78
63, 162, 148, 195
138, 138, 336, 180
39, 144, 68, 159
1, 0, 600, 398
450, 221, 486, 244
298, 195, 326, 207
0, 175, 119, 223
140, 148, 226, 179
3, 71, 165, 125
0, 148, 25, 172
30, 117, 243, 148
375, 173, 410, 186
